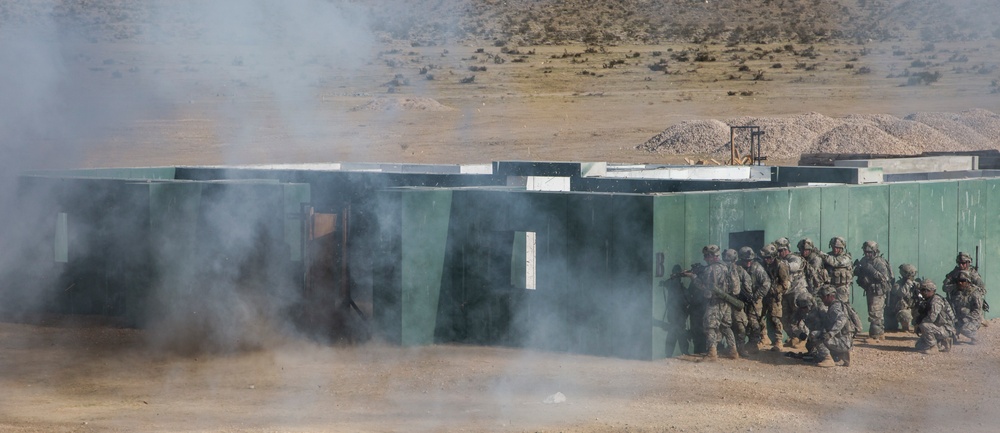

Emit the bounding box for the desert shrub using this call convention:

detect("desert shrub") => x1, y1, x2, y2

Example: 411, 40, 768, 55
648, 59, 668, 72
694, 51, 716, 62
906, 71, 941, 85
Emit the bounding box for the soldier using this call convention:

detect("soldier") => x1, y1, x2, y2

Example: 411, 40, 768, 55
888, 263, 920, 333
950, 270, 984, 344
797, 238, 828, 297
775, 237, 810, 349
818, 236, 864, 338
759, 244, 788, 352
661, 264, 693, 356
680, 245, 740, 360
738, 246, 771, 353
810, 285, 853, 367
944, 252, 986, 299
853, 240, 893, 341
913, 280, 956, 354
723, 248, 752, 356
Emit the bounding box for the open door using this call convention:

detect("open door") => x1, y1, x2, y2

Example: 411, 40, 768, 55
300, 205, 369, 343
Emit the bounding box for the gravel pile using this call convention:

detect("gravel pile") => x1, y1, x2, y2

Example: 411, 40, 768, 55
636, 119, 733, 154
843, 114, 963, 153
640, 109, 1000, 159
903, 112, 991, 151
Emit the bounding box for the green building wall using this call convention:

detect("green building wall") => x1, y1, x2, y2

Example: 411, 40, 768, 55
651, 179, 1000, 359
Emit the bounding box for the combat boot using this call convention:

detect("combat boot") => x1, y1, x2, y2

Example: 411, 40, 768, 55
941, 338, 953, 352
706, 346, 718, 360
794, 338, 807, 350
841, 351, 851, 367
725, 347, 740, 360
783, 337, 799, 348
817, 355, 836, 368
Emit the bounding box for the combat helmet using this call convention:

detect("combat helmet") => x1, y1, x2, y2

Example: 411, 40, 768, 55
738, 246, 756, 261
773, 237, 791, 251
829, 236, 846, 249
797, 238, 815, 252
759, 244, 778, 259
722, 248, 738, 263
819, 285, 837, 297
899, 263, 917, 278
919, 280, 937, 293
862, 240, 879, 254
956, 252, 973, 264
702, 244, 721, 257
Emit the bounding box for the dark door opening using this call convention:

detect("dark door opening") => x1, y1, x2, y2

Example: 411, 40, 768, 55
728, 230, 765, 254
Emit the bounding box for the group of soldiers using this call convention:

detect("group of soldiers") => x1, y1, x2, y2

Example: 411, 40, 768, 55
667, 237, 988, 367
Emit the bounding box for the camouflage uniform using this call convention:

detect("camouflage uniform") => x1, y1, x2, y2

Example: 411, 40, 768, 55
723, 249, 752, 356
775, 237, 810, 348
812, 285, 853, 367
889, 264, 920, 332
854, 240, 893, 340
759, 244, 788, 351
819, 236, 864, 337
739, 246, 771, 351
689, 245, 740, 359
661, 266, 693, 356
913, 281, 957, 353
820, 237, 854, 303
798, 238, 829, 298
944, 252, 986, 300
949, 270, 983, 344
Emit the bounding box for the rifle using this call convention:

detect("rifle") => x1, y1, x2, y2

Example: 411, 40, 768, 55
976, 245, 990, 313
671, 263, 744, 310
710, 286, 745, 310
670, 262, 706, 279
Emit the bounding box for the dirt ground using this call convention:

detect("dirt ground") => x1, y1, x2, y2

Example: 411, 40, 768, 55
2, 315, 1000, 433
7, 3, 1000, 432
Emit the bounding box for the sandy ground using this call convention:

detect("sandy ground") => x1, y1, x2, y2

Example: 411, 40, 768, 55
6, 10, 1000, 431
1, 316, 999, 433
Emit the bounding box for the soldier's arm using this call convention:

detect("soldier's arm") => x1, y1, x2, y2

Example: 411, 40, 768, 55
828, 303, 849, 335
778, 262, 790, 290
872, 259, 891, 284
754, 267, 771, 301
786, 256, 803, 274
925, 298, 943, 323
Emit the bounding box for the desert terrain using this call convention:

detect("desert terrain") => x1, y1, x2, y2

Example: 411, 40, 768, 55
4, 0, 1000, 432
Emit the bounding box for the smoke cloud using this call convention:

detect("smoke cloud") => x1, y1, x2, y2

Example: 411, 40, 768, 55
0, 0, 376, 351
